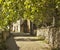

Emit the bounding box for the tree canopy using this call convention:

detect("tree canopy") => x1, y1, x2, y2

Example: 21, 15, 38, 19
0, 0, 60, 29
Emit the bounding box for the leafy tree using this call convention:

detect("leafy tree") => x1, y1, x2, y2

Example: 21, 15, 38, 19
0, 0, 60, 30
0, 0, 21, 30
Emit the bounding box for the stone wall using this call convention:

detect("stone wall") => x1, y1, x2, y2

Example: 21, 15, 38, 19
37, 27, 60, 49
37, 27, 49, 42
0, 31, 10, 43
49, 27, 60, 49
13, 20, 20, 32
2, 31, 10, 41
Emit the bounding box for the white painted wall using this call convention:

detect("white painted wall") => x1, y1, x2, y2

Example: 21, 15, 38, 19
13, 20, 20, 32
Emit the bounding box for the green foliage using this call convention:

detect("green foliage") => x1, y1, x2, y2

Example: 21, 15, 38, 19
0, 0, 60, 29
0, 0, 20, 29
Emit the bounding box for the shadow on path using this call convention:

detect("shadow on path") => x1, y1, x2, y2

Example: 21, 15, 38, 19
5, 36, 20, 50
14, 38, 43, 41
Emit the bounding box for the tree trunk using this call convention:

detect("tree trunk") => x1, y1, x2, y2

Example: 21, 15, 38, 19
52, 16, 55, 27
30, 21, 34, 36
9, 21, 12, 34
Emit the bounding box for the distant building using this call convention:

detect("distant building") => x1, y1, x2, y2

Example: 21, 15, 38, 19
12, 19, 30, 33
13, 20, 20, 32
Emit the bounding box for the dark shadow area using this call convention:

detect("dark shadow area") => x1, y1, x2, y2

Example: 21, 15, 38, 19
14, 38, 44, 41
5, 36, 20, 50
14, 35, 36, 37
12, 33, 30, 36
11, 33, 36, 37
52, 48, 60, 50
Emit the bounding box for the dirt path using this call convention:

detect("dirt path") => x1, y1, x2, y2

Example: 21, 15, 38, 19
6, 36, 51, 50
16, 41, 51, 50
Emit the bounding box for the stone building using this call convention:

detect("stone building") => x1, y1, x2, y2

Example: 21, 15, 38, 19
13, 20, 20, 32
12, 19, 30, 33
12, 19, 37, 36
